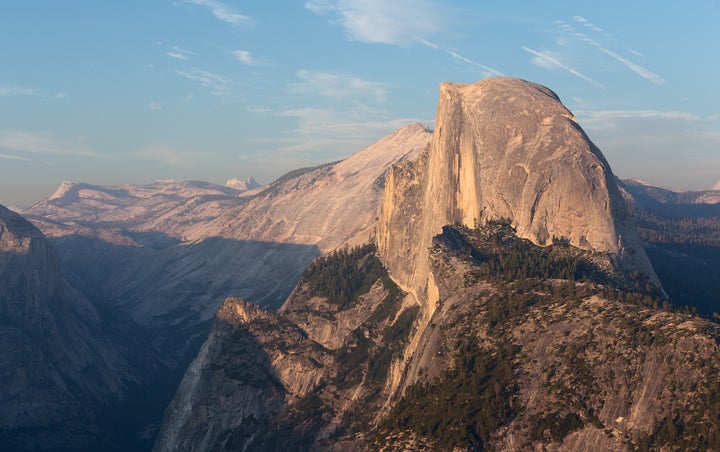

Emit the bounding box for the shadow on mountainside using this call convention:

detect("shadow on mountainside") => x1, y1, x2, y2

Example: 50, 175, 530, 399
50, 234, 322, 328
623, 187, 720, 316
4, 230, 321, 451
153, 303, 306, 452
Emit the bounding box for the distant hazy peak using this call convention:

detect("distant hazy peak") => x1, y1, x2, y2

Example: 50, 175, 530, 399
225, 176, 261, 191
713, 180, 720, 191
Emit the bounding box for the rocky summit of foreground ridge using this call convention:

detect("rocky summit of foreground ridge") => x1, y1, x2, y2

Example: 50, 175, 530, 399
153, 78, 720, 451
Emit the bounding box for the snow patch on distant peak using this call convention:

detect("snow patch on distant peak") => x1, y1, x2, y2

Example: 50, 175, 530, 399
225, 177, 260, 191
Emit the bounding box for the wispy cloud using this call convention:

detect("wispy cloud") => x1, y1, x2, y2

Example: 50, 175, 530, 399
252, 106, 429, 162
185, 0, 252, 26
166, 46, 194, 60
280, 107, 401, 137
0, 83, 67, 99
0, 152, 31, 161
419, 38, 439, 49
148, 101, 163, 111
560, 19, 665, 85
288, 70, 387, 102
305, 0, 444, 46
305, 1, 501, 77
0, 84, 37, 97
572, 16, 604, 34
0, 131, 104, 158
167, 52, 189, 60
597, 46, 665, 85
279, 115, 427, 160
522, 46, 605, 89
576, 109, 704, 130
175, 67, 232, 96
232, 50, 257, 65
447, 50, 503, 77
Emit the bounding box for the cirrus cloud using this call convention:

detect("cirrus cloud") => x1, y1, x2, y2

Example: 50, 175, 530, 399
287, 70, 387, 102
184, 0, 252, 27
305, 0, 444, 46
0, 130, 104, 158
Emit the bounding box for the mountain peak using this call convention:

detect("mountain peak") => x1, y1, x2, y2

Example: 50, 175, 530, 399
49, 180, 80, 200
378, 77, 659, 306
225, 176, 261, 191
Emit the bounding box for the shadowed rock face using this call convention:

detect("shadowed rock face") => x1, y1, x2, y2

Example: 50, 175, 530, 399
378, 77, 659, 307
0, 205, 147, 450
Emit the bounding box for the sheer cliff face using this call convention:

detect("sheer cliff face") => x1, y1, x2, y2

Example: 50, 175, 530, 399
0, 205, 62, 320
378, 78, 658, 305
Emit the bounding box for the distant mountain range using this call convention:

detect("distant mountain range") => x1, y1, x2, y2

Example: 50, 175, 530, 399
4, 123, 430, 449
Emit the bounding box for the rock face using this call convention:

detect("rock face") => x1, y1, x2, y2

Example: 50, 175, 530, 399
153, 297, 328, 452
24, 124, 430, 324
0, 205, 146, 450
154, 246, 418, 451
378, 78, 658, 309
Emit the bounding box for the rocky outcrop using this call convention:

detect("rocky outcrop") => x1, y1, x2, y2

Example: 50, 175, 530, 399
378, 78, 658, 310
153, 297, 331, 452
154, 246, 422, 451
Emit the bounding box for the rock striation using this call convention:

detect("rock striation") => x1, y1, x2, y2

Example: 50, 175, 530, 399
378, 78, 659, 310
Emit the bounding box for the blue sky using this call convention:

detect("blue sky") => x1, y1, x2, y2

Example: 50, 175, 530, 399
1, 0, 718, 206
